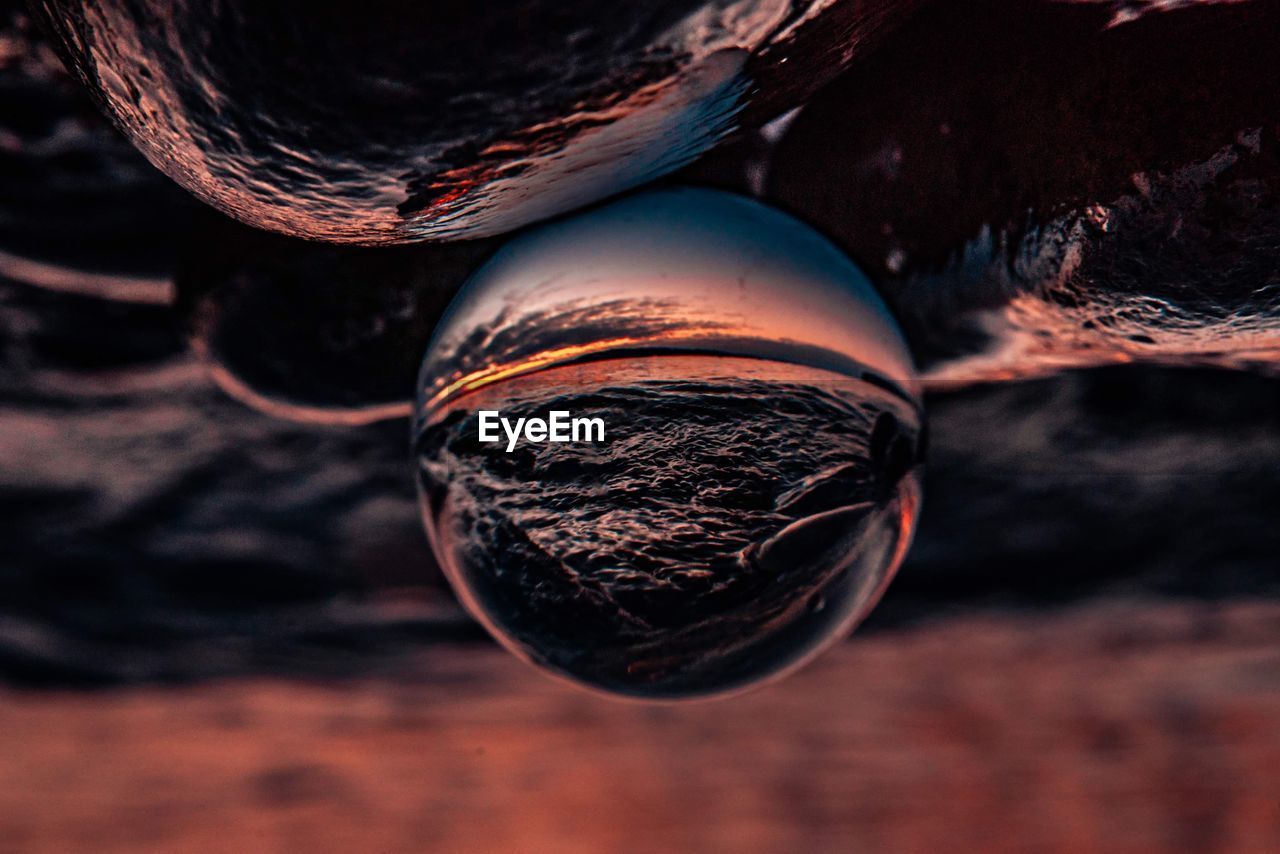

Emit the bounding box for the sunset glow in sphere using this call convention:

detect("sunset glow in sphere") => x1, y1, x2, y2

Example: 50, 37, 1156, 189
414, 188, 924, 698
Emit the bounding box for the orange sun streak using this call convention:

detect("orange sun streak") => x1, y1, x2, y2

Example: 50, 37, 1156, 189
425, 328, 730, 411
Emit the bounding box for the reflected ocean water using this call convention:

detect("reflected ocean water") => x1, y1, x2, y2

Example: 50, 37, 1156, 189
419, 357, 920, 696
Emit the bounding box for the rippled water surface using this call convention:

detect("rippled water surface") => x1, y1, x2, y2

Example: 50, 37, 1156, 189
417, 355, 921, 697
31, 0, 905, 242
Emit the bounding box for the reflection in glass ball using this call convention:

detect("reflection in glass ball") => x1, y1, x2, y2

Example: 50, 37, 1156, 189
414, 188, 923, 699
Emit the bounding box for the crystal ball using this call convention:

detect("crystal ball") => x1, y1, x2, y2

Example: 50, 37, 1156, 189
414, 188, 924, 698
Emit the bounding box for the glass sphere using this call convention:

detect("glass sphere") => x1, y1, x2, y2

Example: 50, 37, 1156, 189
414, 188, 923, 698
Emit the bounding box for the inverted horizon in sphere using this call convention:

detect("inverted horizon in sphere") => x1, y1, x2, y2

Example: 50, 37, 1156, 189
421, 187, 918, 417
415, 187, 923, 699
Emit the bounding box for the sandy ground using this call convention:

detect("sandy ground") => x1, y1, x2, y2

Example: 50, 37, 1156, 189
0, 599, 1276, 854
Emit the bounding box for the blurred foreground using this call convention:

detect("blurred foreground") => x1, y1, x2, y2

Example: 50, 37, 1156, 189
1, 599, 1276, 853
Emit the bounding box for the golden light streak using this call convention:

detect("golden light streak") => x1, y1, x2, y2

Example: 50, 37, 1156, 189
425, 328, 735, 411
